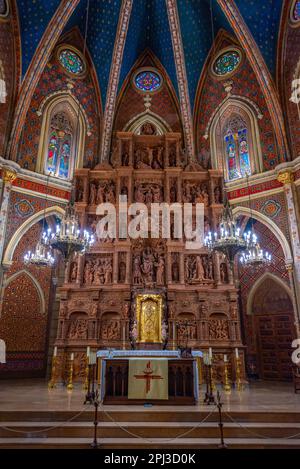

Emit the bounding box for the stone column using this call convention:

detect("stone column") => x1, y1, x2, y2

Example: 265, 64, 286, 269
277, 171, 300, 330
167, 251, 172, 284
76, 254, 84, 285
179, 252, 185, 284
213, 252, 221, 285
125, 250, 131, 284
0, 167, 17, 262
286, 263, 300, 337
113, 252, 119, 284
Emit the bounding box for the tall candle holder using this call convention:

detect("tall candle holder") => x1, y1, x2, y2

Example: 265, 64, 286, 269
67, 353, 74, 391
203, 352, 216, 405
235, 356, 243, 391
48, 354, 57, 389
83, 354, 89, 391
223, 356, 231, 393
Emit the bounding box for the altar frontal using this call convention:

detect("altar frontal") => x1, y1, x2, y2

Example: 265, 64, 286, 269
128, 358, 168, 400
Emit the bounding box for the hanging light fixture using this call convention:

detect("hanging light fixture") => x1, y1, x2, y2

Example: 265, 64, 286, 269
239, 175, 272, 268
42, 0, 94, 262
44, 195, 94, 261
204, 198, 248, 265
204, 0, 247, 266
24, 175, 55, 267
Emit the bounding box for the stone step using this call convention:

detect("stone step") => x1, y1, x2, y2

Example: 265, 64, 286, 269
0, 421, 300, 440
1, 409, 300, 423
0, 437, 300, 449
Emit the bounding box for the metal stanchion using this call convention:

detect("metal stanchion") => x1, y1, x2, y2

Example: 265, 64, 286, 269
217, 391, 227, 449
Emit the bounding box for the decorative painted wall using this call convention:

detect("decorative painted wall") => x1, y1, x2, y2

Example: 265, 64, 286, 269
0, 223, 53, 377
238, 219, 292, 379
283, 20, 300, 159
17, 39, 100, 171
0, 10, 16, 155
114, 54, 182, 134
196, 38, 280, 171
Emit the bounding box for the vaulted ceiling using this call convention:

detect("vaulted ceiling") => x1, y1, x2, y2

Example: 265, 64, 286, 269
17, 0, 284, 111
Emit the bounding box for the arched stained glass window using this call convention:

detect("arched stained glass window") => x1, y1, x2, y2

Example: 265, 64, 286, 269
224, 116, 251, 181
58, 49, 84, 76
134, 69, 162, 93
293, 1, 300, 22
0, 0, 8, 17
212, 49, 241, 77
46, 112, 73, 179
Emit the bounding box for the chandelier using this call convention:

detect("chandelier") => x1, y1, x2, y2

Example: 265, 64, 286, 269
24, 238, 55, 267
24, 176, 55, 267
44, 200, 94, 261
204, 198, 248, 264
239, 232, 272, 268
239, 175, 272, 269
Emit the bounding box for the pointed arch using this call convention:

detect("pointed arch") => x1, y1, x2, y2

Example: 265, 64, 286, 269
232, 205, 292, 263
247, 272, 292, 316
209, 97, 263, 179
115, 49, 182, 134
123, 110, 172, 135
3, 205, 65, 266
35, 93, 88, 178
7, 0, 81, 161
4, 269, 46, 315
216, 0, 289, 163
193, 28, 239, 145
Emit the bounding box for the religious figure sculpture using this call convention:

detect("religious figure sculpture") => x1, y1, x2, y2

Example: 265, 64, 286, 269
104, 258, 113, 284
89, 182, 96, 205
133, 255, 143, 285
97, 183, 105, 204
155, 256, 165, 285
70, 262, 77, 282
69, 319, 88, 339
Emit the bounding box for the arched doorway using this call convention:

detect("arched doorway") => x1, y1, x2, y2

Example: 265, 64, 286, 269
250, 276, 295, 381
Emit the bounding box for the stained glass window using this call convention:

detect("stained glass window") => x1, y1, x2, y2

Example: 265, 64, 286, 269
293, 1, 300, 21
0, 0, 8, 16
58, 49, 84, 76
45, 112, 73, 179
213, 51, 241, 77
224, 117, 251, 181
134, 70, 162, 92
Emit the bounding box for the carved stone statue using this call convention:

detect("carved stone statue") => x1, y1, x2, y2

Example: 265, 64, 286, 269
155, 256, 165, 285
70, 262, 77, 282
104, 258, 113, 284
89, 183, 96, 205
97, 183, 105, 204
69, 319, 88, 339
209, 319, 229, 340
214, 186, 222, 204
133, 255, 143, 285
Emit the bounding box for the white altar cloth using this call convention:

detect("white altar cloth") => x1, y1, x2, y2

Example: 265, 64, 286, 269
97, 349, 202, 401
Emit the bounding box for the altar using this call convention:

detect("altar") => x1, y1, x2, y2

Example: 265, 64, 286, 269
97, 350, 202, 405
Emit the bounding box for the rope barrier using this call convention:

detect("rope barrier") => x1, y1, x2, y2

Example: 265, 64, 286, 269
223, 411, 300, 440
98, 400, 218, 444
0, 407, 88, 435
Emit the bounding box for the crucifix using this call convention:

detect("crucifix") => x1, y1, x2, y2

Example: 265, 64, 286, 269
134, 360, 163, 394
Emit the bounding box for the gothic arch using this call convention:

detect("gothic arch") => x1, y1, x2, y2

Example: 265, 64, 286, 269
4, 269, 46, 315
123, 110, 172, 135
232, 205, 292, 264
36, 93, 87, 178
209, 98, 263, 179
2, 205, 65, 266
246, 272, 292, 316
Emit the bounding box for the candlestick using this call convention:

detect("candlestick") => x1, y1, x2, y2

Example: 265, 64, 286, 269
53, 346, 57, 357
67, 354, 74, 391
209, 347, 213, 359
224, 354, 227, 362
87, 346, 90, 358
235, 347, 239, 359
223, 359, 231, 393
48, 353, 57, 389
235, 356, 243, 391
84, 352, 89, 391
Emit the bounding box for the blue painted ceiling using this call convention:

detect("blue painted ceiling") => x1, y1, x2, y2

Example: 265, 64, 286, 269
16, 0, 284, 110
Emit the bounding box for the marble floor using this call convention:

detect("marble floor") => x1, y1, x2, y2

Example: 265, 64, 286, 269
0, 379, 299, 413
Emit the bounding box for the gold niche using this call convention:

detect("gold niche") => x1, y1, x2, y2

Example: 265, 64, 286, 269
136, 294, 163, 343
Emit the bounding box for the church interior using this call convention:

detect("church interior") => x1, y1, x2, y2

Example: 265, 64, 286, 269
0, 0, 300, 450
